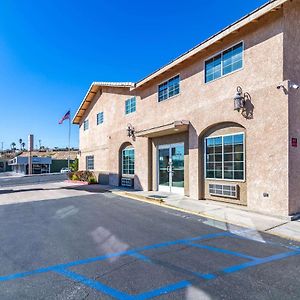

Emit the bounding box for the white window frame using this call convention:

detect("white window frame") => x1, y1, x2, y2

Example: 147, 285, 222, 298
157, 74, 181, 102
122, 147, 135, 176
204, 132, 245, 182
204, 41, 244, 84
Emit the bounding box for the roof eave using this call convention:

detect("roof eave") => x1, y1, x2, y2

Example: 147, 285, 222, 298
72, 82, 135, 124
135, 0, 287, 88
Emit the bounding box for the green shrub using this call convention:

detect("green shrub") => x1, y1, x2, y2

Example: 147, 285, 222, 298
72, 173, 79, 181
69, 170, 97, 183
88, 176, 97, 184
70, 158, 79, 172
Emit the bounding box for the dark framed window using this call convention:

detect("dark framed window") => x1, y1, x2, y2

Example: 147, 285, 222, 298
86, 155, 94, 170
205, 42, 243, 83
97, 112, 104, 125
125, 97, 136, 114
122, 148, 135, 175
205, 133, 245, 181
158, 75, 180, 102
83, 119, 89, 131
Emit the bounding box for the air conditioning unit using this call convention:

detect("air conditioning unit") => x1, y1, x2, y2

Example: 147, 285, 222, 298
121, 177, 134, 188
209, 184, 238, 199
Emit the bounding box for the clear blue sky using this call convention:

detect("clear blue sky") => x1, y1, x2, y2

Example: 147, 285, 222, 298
0, 0, 267, 150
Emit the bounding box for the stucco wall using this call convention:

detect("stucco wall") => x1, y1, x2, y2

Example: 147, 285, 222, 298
283, 0, 300, 215
77, 8, 292, 216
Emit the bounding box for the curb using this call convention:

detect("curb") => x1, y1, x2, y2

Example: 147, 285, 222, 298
123, 192, 165, 204
113, 191, 300, 243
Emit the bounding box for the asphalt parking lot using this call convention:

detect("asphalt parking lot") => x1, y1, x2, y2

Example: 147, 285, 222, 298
0, 181, 300, 299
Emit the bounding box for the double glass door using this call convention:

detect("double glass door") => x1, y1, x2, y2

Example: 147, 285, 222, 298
158, 143, 184, 194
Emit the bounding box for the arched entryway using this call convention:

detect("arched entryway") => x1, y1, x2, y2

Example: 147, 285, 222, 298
199, 122, 247, 205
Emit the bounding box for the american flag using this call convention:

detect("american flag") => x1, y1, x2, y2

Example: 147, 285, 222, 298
59, 110, 71, 124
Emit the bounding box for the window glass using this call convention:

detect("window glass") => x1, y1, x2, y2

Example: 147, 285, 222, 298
205, 133, 245, 180
205, 42, 243, 83
97, 112, 104, 125
158, 75, 180, 102
122, 148, 135, 175
205, 55, 221, 83
125, 97, 136, 114
86, 156, 94, 170
83, 120, 89, 131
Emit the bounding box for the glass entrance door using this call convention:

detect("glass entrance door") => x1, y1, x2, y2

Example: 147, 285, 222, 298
158, 143, 184, 194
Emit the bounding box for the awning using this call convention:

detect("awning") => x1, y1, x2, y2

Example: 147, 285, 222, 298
135, 120, 189, 138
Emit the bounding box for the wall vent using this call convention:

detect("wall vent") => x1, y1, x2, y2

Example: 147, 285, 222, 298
121, 177, 134, 188
209, 184, 238, 199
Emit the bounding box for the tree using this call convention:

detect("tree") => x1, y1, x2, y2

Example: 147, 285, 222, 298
21, 142, 26, 150
11, 142, 16, 152
70, 158, 79, 172
19, 139, 23, 151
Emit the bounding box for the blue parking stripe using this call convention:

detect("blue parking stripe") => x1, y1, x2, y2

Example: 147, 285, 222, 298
186, 242, 257, 260
55, 268, 133, 299
136, 280, 191, 300
0, 231, 229, 282
223, 251, 300, 273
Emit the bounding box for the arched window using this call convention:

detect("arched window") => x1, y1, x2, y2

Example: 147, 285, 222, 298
122, 147, 135, 176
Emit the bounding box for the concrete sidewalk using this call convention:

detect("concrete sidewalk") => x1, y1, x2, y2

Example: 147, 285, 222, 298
104, 188, 300, 242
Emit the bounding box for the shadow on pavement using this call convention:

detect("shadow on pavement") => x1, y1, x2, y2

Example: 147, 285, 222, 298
0, 184, 110, 195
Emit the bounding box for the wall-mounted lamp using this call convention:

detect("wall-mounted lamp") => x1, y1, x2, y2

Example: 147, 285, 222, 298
126, 123, 135, 138
234, 86, 246, 112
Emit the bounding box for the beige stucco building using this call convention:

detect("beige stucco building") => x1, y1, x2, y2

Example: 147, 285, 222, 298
73, 0, 300, 218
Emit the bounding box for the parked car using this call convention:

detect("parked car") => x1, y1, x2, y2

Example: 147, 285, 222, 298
60, 167, 71, 173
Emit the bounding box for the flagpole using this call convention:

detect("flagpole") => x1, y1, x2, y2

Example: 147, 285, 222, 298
68, 110, 71, 170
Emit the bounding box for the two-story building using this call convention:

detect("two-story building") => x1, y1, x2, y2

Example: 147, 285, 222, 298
73, 0, 300, 218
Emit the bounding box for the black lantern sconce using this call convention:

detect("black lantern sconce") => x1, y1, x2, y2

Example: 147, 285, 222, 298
126, 123, 135, 138
234, 86, 246, 112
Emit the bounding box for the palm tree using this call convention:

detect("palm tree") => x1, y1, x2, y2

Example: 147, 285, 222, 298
19, 139, 23, 151
11, 142, 16, 152
21, 142, 25, 150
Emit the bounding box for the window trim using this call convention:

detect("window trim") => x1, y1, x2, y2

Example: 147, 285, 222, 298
125, 97, 136, 115
204, 132, 245, 182
97, 112, 104, 125
204, 41, 244, 84
121, 147, 135, 177
157, 74, 181, 102
86, 155, 94, 171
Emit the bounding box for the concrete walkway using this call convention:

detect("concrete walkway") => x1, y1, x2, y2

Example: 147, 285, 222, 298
105, 188, 300, 242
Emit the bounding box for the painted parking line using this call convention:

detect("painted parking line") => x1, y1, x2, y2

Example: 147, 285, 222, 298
1, 230, 300, 299
222, 250, 300, 274
0, 231, 230, 282
55, 268, 132, 300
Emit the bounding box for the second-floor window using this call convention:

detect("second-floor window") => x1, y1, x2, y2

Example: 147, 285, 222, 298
125, 97, 136, 114
83, 119, 89, 131
97, 112, 104, 125
205, 42, 243, 83
158, 75, 180, 102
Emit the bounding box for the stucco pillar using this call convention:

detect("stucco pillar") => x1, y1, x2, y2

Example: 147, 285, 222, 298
188, 126, 200, 199
134, 137, 149, 191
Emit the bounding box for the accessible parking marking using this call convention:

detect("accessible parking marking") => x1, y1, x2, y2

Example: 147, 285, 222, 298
1, 230, 300, 299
